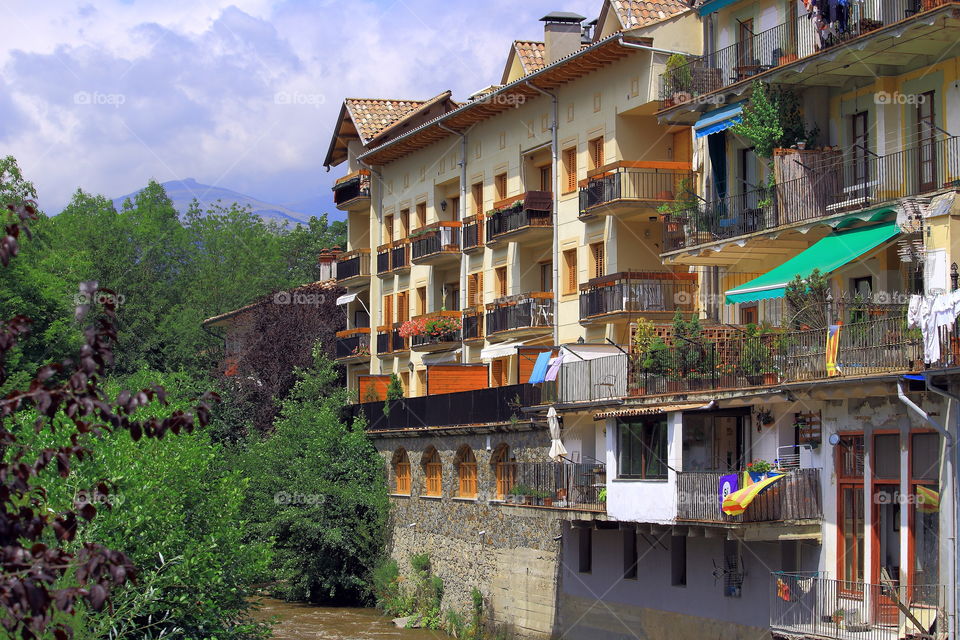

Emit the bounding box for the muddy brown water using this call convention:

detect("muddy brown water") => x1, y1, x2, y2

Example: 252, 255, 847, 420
253, 597, 445, 640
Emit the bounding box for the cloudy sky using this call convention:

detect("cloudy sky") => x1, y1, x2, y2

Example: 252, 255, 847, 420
0, 0, 602, 214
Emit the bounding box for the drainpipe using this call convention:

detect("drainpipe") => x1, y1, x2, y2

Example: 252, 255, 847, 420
526, 80, 559, 346
437, 123, 468, 313
357, 158, 382, 369
897, 379, 958, 640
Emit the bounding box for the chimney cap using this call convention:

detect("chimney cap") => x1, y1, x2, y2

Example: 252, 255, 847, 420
540, 11, 586, 23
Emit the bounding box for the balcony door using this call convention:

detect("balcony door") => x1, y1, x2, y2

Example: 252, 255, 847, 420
871, 433, 901, 624
850, 112, 870, 196
917, 91, 937, 192
737, 18, 755, 67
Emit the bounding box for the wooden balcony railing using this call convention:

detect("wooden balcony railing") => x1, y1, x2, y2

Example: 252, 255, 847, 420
676, 468, 821, 523
485, 293, 554, 336
335, 328, 371, 360
336, 249, 371, 281
332, 170, 371, 206
486, 191, 552, 242
462, 215, 484, 251
579, 162, 695, 214
579, 271, 698, 320
410, 221, 462, 261
659, 0, 954, 110
664, 136, 960, 252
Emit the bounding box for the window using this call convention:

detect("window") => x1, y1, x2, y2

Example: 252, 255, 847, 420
467, 272, 484, 308
912, 433, 941, 588
590, 242, 605, 279
671, 536, 687, 586
384, 214, 394, 243
737, 18, 754, 66
539, 165, 552, 192
912, 432, 940, 481
588, 137, 604, 171
917, 91, 937, 191
472, 182, 484, 216
563, 147, 577, 193
400, 209, 410, 236
491, 359, 507, 388
423, 447, 442, 497
382, 294, 394, 326
446, 284, 460, 312
563, 249, 578, 295
578, 527, 592, 573
491, 443, 515, 499
837, 434, 864, 584
617, 417, 667, 480
540, 262, 553, 292
495, 266, 508, 299
416, 286, 427, 316
852, 276, 873, 299
415, 202, 427, 229
456, 445, 478, 498
740, 304, 758, 326
874, 433, 900, 481
396, 291, 409, 323
449, 196, 460, 221
393, 449, 411, 495
623, 529, 638, 579
851, 112, 869, 187
495, 173, 508, 202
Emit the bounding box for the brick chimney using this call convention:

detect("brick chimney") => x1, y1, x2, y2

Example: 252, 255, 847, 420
540, 12, 586, 65
318, 246, 342, 282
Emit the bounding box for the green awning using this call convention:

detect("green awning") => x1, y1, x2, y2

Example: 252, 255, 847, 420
725, 222, 901, 304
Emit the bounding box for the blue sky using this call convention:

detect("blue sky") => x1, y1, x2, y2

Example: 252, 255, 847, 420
0, 0, 600, 214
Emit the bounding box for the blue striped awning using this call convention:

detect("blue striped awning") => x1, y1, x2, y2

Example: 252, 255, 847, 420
694, 102, 744, 138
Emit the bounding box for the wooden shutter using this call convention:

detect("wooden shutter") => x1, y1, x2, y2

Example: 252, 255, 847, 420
565, 148, 577, 193
473, 183, 484, 216
467, 274, 478, 308
385, 215, 394, 242
397, 291, 409, 323
495, 173, 507, 201
382, 295, 394, 326
496, 267, 507, 298
416, 202, 426, 229
400, 209, 410, 236
417, 286, 426, 315
590, 137, 604, 170
564, 249, 577, 294
491, 359, 503, 388
591, 243, 605, 278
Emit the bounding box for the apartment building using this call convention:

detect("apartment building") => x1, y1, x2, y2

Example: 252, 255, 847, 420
324, 1, 960, 638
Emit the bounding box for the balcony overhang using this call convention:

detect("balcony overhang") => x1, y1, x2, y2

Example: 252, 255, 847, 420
409, 249, 461, 267
485, 325, 552, 344
487, 224, 552, 246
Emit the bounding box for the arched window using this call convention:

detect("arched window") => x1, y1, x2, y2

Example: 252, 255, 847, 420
455, 445, 478, 498
392, 448, 410, 495
491, 443, 515, 500
423, 447, 442, 497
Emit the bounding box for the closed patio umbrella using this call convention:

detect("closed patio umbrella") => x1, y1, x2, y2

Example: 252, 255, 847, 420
547, 407, 567, 461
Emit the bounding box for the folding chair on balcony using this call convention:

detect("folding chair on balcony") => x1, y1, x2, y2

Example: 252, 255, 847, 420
534, 301, 552, 327
594, 374, 618, 400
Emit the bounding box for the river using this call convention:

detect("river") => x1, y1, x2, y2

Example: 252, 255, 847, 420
253, 598, 444, 640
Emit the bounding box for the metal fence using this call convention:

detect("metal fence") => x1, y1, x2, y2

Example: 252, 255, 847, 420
486, 296, 554, 336
579, 167, 695, 213
770, 573, 949, 640
486, 194, 552, 241
557, 353, 629, 403
504, 461, 606, 512
579, 273, 698, 319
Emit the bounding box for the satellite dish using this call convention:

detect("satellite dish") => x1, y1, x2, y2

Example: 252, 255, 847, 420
828, 433, 841, 446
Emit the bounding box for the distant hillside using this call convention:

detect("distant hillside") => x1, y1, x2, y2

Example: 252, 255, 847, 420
112, 178, 342, 225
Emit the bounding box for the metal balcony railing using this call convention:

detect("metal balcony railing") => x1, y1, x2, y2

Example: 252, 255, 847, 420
336, 249, 371, 281
485, 191, 552, 242
332, 170, 371, 206
462, 215, 484, 251
335, 329, 371, 360
659, 0, 955, 110
410, 222, 461, 261
503, 461, 606, 512
462, 311, 484, 341
770, 573, 948, 640
664, 136, 960, 252
579, 165, 695, 214
579, 272, 698, 320
485, 294, 554, 336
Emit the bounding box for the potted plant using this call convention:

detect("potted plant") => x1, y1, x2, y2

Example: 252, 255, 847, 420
597, 487, 607, 504
756, 408, 775, 428
664, 53, 692, 105
739, 324, 774, 385
508, 484, 531, 505
635, 337, 669, 395
659, 177, 697, 233
831, 608, 845, 628
632, 319, 658, 396
746, 459, 774, 482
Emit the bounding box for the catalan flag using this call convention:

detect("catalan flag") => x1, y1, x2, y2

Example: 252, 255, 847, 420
722, 473, 786, 516
917, 485, 940, 514
826, 323, 843, 377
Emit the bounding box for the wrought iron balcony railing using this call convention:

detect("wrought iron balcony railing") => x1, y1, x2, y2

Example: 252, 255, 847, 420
335, 249, 371, 282
485, 191, 552, 242
579, 164, 695, 215
579, 272, 698, 320
332, 170, 371, 207
485, 293, 554, 336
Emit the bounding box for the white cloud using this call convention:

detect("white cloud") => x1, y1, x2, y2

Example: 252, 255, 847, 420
0, 0, 600, 213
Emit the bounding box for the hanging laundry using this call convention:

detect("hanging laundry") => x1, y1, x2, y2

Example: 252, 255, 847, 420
544, 352, 565, 382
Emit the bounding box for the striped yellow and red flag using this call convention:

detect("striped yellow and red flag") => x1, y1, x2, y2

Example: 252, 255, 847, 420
826, 323, 843, 377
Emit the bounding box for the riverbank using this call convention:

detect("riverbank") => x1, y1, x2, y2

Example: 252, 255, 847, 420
252, 597, 441, 640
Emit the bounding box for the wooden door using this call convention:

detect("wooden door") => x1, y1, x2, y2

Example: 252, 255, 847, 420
917, 91, 937, 192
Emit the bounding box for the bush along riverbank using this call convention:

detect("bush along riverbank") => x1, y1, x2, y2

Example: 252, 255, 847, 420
372, 554, 512, 640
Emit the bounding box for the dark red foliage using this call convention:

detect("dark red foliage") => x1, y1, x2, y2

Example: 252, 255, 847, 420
0, 202, 217, 639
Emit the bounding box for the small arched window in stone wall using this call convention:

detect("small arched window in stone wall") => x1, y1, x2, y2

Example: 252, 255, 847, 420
392, 448, 411, 495
422, 446, 442, 497
490, 443, 515, 500
455, 445, 478, 498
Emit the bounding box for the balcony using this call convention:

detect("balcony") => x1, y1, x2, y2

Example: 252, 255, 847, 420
462, 215, 484, 252
332, 170, 371, 212
663, 136, 960, 255
676, 468, 821, 524
485, 191, 552, 245
462, 309, 484, 342
410, 221, 462, 266
579, 162, 695, 218
500, 461, 606, 513
407, 311, 462, 352
376, 240, 410, 277
336, 249, 371, 286
335, 328, 371, 363
579, 271, 698, 323
659, 0, 957, 112
376, 325, 408, 356
345, 383, 545, 430
485, 293, 554, 342
770, 574, 948, 640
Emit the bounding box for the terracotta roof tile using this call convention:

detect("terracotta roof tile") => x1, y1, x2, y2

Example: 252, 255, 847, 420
514, 41, 546, 74
611, 0, 690, 29
344, 98, 428, 143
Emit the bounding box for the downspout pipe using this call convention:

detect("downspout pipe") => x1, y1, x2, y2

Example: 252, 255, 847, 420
526, 80, 559, 346
897, 379, 958, 640
437, 123, 468, 313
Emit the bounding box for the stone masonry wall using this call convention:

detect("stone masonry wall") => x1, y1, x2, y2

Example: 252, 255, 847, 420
374, 426, 573, 639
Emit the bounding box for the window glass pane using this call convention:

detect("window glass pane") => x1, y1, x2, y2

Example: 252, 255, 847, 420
913, 483, 940, 591
618, 418, 667, 479
912, 433, 940, 481
874, 434, 900, 480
